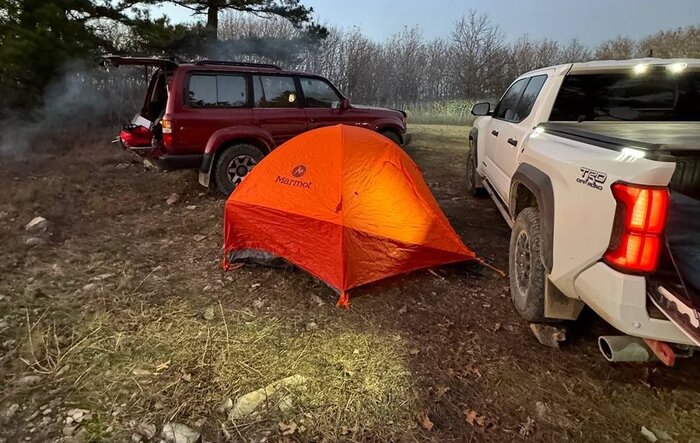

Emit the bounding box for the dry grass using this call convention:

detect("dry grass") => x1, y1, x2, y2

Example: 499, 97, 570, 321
17, 299, 417, 441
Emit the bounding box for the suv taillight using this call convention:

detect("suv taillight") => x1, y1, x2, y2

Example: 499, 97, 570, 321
604, 182, 669, 273
161, 119, 173, 149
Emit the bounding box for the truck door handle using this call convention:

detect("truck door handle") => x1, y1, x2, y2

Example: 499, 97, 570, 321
507, 138, 518, 147
491, 130, 499, 136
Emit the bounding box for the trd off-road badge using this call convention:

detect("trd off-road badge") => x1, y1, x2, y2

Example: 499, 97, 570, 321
276, 164, 312, 188
577, 167, 607, 190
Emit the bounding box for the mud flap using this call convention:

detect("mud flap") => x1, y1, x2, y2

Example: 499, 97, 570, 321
544, 278, 584, 320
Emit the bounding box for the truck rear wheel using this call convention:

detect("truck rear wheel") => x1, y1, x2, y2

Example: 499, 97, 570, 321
466, 139, 486, 197
213, 143, 265, 196
509, 207, 548, 322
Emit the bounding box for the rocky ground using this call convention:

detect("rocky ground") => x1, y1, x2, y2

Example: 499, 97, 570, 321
0, 125, 699, 442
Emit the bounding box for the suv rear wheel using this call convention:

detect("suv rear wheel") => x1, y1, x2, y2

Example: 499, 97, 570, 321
509, 207, 549, 322
213, 143, 265, 196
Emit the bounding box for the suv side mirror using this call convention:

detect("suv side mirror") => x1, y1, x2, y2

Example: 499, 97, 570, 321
471, 102, 491, 116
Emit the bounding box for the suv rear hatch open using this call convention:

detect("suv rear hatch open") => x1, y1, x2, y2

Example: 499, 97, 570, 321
98, 55, 179, 155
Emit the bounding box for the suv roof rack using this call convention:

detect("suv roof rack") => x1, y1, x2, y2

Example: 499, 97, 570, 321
192, 60, 282, 70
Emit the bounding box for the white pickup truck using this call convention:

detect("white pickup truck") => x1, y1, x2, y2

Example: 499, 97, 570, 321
468, 58, 700, 363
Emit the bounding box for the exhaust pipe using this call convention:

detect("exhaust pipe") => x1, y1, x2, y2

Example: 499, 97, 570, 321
598, 336, 656, 362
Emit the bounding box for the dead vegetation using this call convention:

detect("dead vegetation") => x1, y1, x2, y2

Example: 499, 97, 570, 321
0, 126, 699, 442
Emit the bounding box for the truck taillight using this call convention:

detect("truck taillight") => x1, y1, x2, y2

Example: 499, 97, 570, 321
161, 119, 173, 149
604, 182, 669, 273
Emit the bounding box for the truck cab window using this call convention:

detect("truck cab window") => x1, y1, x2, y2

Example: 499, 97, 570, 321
494, 78, 528, 121
513, 75, 547, 122
550, 70, 700, 121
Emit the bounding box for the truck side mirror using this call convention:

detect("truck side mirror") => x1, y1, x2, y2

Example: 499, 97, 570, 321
340, 98, 351, 111
471, 102, 491, 116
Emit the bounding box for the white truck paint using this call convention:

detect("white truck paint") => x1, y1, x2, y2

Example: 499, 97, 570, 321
469, 58, 700, 346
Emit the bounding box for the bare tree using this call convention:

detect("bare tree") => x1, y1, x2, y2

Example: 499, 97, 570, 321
639, 26, 700, 58
560, 38, 592, 63
451, 10, 506, 98
595, 36, 638, 60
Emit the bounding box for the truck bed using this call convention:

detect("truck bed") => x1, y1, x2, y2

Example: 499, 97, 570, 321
539, 122, 700, 158
541, 121, 700, 198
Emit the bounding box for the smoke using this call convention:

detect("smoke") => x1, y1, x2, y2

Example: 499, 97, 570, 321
0, 60, 147, 156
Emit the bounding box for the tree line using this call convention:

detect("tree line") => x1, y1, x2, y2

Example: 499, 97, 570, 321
2, 1, 699, 116
220, 11, 700, 106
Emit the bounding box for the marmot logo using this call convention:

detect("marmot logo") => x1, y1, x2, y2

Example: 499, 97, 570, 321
276, 175, 312, 189
292, 164, 307, 178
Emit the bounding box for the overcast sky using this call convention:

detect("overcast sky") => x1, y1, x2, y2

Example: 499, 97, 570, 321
156, 0, 700, 47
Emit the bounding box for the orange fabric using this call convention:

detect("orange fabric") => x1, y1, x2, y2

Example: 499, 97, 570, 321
223, 125, 476, 303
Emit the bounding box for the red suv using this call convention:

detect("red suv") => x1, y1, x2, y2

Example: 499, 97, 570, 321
102, 56, 411, 195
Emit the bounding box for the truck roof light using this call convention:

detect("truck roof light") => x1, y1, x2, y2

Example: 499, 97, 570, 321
633, 63, 650, 75
666, 62, 687, 74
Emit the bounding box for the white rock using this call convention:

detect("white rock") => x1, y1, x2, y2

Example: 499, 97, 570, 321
25, 237, 47, 247
229, 375, 307, 421
161, 423, 200, 443
641, 426, 658, 443
166, 194, 180, 206
25, 217, 48, 233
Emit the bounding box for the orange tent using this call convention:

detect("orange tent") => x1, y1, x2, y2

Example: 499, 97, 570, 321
223, 125, 475, 307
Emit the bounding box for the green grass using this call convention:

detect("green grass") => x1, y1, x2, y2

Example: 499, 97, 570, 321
404, 100, 476, 126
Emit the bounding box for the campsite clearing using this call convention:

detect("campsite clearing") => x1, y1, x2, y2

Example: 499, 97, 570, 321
0, 125, 699, 442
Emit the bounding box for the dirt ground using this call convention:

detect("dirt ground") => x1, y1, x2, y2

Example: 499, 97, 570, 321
1, 124, 699, 443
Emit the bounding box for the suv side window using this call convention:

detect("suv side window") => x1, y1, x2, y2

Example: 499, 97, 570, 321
187, 74, 247, 108
254, 75, 298, 108
299, 77, 341, 108
513, 75, 547, 122
493, 78, 528, 121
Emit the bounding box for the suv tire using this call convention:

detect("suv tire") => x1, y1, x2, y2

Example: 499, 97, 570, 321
213, 143, 265, 196
509, 207, 549, 322
380, 129, 402, 146
466, 139, 487, 197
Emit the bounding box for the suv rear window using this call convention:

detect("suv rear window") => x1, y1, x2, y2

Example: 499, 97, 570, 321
550, 69, 700, 121
187, 74, 247, 108
254, 75, 298, 108
300, 77, 341, 108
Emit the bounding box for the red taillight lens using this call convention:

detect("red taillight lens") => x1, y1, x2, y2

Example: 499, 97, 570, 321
604, 182, 669, 273
161, 119, 173, 149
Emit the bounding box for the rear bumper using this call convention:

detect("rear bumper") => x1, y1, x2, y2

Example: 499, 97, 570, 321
574, 262, 692, 345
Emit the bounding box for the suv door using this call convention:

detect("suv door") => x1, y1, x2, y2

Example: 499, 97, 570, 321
298, 76, 346, 129
252, 75, 308, 145
489, 75, 548, 200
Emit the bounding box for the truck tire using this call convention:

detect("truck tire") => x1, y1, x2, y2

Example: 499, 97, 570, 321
380, 129, 402, 146
212, 143, 265, 196
466, 140, 486, 197
509, 207, 548, 322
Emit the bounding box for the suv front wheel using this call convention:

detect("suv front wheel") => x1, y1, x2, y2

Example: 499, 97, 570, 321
213, 143, 265, 196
